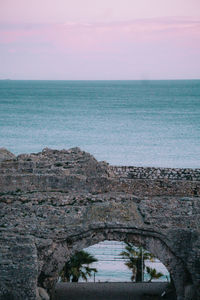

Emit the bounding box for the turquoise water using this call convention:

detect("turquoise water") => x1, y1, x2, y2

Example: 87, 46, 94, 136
0, 80, 199, 281
0, 80, 200, 167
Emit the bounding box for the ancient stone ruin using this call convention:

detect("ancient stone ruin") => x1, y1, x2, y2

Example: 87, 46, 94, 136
0, 147, 199, 300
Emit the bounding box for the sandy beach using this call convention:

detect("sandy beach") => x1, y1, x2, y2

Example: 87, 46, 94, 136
53, 282, 174, 300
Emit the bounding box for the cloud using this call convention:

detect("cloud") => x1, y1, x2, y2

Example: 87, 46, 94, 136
0, 17, 200, 79
0, 17, 199, 45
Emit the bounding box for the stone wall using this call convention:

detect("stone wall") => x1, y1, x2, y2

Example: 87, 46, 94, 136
108, 166, 200, 197
109, 166, 200, 181
0, 148, 200, 300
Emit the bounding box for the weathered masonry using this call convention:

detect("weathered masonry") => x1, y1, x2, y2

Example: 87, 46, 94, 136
0, 147, 199, 300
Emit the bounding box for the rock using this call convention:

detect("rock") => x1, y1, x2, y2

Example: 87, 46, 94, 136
0, 148, 199, 300
36, 287, 41, 300
184, 284, 196, 300
37, 287, 49, 300
0, 148, 16, 162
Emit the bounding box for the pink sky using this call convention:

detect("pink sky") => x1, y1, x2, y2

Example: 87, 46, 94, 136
0, 0, 200, 79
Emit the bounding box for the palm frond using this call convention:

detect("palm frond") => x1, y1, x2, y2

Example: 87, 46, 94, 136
146, 266, 163, 281
60, 250, 98, 282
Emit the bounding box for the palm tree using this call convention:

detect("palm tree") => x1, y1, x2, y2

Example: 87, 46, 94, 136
60, 250, 98, 282
146, 266, 163, 282
120, 242, 154, 282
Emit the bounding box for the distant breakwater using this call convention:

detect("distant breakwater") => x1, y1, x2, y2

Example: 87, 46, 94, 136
109, 166, 200, 181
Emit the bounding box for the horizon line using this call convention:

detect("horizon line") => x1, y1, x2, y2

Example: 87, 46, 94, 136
1, 78, 200, 81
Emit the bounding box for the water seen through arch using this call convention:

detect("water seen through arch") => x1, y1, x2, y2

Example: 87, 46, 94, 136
81, 241, 170, 282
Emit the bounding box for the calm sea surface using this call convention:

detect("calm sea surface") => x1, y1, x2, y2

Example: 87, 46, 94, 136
0, 80, 200, 167
0, 80, 199, 281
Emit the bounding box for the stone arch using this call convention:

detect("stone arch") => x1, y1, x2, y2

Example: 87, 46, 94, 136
1, 148, 199, 300
37, 226, 192, 300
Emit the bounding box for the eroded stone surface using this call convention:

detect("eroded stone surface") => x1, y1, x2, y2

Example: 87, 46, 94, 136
0, 148, 199, 300
0, 147, 16, 162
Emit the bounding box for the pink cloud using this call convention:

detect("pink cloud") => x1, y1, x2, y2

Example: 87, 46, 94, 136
0, 17, 200, 79
1, 17, 200, 50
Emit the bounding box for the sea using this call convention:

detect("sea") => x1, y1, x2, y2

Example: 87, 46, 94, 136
0, 80, 200, 282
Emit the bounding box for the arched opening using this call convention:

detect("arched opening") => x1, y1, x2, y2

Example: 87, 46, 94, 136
37, 227, 193, 300
54, 240, 172, 299
82, 240, 170, 283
